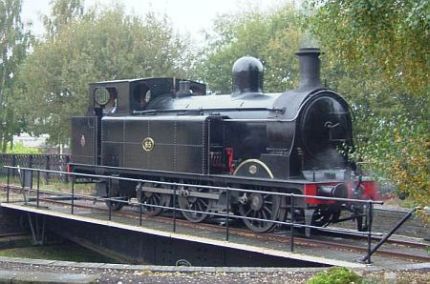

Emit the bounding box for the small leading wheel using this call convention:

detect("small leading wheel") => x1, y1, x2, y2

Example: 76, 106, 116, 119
138, 182, 171, 216
238, 189, 282, 233
178, 181, 213, 223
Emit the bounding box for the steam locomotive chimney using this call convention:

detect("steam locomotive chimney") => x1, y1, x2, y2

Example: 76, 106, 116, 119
296, 48, 322, 91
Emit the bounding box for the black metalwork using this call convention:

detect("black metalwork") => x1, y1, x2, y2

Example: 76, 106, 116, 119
232, 56, 264, 95
108, 178, 112, 221
71, 176, 75, 214
2, 165, 391, 263
139, 202, 143, 226
366, 202, 373, 263
226, 188, 230, 241
70, 48, 354, 181
6, 167, 10, 203
173, 185, 177, 233
63, 48, 369, 237
290, 196, 295, 252
296, 48, 322, 91
361, 206, 417, 263
36, 170, 40, 208
29, 156, 34, 190
21, 169, 26, 204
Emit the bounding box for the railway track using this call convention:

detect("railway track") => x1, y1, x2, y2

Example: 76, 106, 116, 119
1, 184, 429, 263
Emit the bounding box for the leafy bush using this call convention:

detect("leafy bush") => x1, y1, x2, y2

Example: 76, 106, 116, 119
307, 267, 362, 284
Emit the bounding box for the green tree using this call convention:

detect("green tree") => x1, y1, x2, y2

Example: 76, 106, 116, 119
195, 5, 303, 94
42, 0, 84, 38
310, 0, 429, 94
0, 0, 31, 152
18, 4, 189, 147
309, 0, 430, 208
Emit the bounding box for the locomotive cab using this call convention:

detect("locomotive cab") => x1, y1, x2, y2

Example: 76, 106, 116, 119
89, 77, 207, 116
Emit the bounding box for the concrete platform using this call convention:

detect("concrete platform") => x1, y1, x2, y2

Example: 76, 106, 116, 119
0, 270, 98, 283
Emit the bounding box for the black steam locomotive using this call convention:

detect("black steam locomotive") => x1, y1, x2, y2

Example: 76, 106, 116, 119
70, 48, 378, 233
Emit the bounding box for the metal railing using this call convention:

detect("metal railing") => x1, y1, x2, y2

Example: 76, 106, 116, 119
2, 165, 389, 264
0, 154, 70, 184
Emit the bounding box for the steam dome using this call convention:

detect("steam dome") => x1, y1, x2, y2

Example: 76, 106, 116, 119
232, 56, 263, 96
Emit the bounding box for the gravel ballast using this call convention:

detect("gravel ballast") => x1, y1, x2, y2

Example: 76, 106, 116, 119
0, 257, 429, 283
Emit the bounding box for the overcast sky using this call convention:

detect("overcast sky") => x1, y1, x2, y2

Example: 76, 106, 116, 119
21, 0, 294, 43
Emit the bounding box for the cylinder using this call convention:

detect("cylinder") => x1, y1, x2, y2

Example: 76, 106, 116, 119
318, 183, 348, 198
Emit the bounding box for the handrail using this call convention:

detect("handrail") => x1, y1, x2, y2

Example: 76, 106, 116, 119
3, 166, 384, 205
2, 165, 385, 264
361, 207, 419, 263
